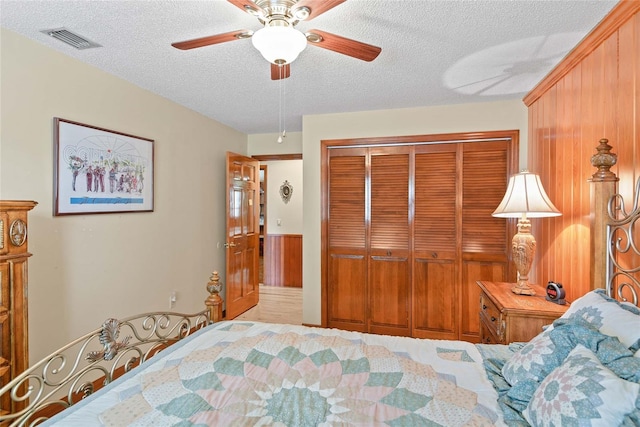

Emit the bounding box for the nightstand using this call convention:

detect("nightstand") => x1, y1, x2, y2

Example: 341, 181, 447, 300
476, 281, 569, 344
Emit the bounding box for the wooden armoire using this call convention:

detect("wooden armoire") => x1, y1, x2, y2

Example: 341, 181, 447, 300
0, 200, 37, 415
322, 131, 517, 342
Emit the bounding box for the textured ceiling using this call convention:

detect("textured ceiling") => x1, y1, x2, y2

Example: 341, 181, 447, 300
1, 0, 617, 135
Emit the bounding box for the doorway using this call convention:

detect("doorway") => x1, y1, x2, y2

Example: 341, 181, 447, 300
252, 154, 303, 287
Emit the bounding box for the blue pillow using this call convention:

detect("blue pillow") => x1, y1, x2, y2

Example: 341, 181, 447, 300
502, 320, 640, 411
523, 344, 640, 427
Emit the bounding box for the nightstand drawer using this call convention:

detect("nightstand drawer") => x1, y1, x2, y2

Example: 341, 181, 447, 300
476, 281, 569, 344
480, 292, 501, 331
479, 318, 501, 344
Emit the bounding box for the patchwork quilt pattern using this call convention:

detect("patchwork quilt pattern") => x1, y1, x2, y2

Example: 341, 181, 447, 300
523, 344, 640, 426
97, 322, 501, 426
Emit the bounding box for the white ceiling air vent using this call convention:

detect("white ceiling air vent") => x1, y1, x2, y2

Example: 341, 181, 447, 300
40, 27, 101, 50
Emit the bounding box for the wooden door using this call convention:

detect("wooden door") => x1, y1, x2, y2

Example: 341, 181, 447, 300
411, 142, 511, 340
225, 152, 260, 319
322, 131, 517, 341
459, 141, 511, 341
326, 146, 411, 336
412, 144, 458, 339
326, 148, 367, 332
368, 147, 411, 336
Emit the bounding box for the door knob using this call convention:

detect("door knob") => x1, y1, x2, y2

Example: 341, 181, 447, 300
224, 242, 237, 248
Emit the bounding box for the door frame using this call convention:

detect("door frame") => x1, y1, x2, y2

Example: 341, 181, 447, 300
252, 153, 303, 286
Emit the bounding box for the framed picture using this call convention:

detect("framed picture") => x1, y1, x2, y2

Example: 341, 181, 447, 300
54, 118, 154, 215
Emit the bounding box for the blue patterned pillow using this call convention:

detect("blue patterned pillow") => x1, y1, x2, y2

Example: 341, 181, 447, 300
556, 290, 640, 352
501, 321, 640, 415
502, 329, 558, 386
523, 344, 640, 427
502, 319, 640, 387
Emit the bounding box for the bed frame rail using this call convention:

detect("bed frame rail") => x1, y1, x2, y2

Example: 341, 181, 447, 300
0, 271, 223, 426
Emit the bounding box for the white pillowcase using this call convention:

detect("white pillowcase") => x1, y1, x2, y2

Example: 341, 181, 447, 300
554, 290, 640, 350
523, 344, 640, 427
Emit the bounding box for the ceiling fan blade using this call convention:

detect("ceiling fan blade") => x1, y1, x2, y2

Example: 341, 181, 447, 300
271, 63, 291, 80
292, 0, 346, 21
307, 29, 381, 62
227, 0, 265, 16
171, 30, 252, 50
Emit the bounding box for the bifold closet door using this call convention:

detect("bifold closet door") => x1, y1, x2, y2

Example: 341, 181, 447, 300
459, 141, 511, 341
368, 146, 411, 336
326, 148, 367, 332
412, 144, 458, 340
325, 138, 512, 340
326, 146, 411, 335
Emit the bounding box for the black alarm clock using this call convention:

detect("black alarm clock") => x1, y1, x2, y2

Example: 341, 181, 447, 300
546, 281, 566, 305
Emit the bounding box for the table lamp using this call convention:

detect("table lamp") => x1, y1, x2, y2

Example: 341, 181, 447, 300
492, 171, 561, 295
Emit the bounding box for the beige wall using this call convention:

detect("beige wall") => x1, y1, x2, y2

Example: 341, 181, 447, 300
248, 131, 303, 155
301, 100, 528, 325
1, 29, 247, 363
248, 132, 303, 236
261, 160, 303, 235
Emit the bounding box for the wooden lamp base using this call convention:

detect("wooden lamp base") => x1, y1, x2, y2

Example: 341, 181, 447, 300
511, 217, 536, 296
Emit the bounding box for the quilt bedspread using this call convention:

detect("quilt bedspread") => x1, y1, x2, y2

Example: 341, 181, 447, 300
48, 322, 505, 426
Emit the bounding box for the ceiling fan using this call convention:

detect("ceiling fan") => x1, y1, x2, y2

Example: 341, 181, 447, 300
171, 0, 382, 80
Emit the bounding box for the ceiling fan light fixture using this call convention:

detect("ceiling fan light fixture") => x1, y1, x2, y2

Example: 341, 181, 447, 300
251, 25, 307, 64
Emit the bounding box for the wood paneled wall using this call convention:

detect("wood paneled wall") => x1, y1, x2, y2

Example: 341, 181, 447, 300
524, 1, 640, 303
264, 234, 303, 287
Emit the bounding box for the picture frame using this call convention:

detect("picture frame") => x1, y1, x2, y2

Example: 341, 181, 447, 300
54, 118, 154, 215
279, 180, 293, 204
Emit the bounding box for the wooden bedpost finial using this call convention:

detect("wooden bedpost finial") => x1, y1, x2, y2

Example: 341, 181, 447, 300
590, 138, 618, 182
205, 271, 223, 324
589, 139, 618, 291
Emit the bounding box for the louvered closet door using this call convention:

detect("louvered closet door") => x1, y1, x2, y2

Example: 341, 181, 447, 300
368, 147, 411, 336
325, 135, 514, 341
459, 141, 510, 341
413, 144, 458, 340
327, 149, 367, 332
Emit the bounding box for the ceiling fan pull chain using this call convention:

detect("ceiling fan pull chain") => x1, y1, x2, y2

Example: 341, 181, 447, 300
282, 67, 287, 140
277, 65, 284, 143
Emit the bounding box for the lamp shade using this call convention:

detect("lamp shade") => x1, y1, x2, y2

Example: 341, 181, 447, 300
492, 172, 561, 218
251, 25, 307, 65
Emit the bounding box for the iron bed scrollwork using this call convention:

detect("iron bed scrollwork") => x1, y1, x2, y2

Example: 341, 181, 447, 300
0, 271, 223, 426
606, 176, 640, 306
